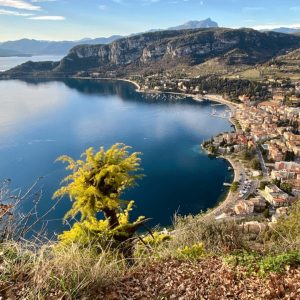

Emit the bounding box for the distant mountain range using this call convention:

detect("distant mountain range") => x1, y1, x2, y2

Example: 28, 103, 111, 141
0, 18, 219, 57
258, 26, 300, 35
0, 36, 123, 57
269, 27, 300, 34
3, 28, 300, 79
167, 18, 218, 30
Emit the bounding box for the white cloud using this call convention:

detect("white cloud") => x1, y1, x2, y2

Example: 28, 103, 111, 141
0, 8, 32, 15
252, 23, 300, 30
243, 7, 264, 11
28, 15, 65, 20
99, 4, 107, 10
0, 0, 41, 11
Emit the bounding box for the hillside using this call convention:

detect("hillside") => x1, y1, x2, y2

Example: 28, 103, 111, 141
0, 47, 31, 57
2, 28, 300, 79
228, 47, 300, 80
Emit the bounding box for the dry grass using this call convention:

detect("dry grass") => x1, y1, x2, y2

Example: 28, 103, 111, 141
0, 241, 127, 299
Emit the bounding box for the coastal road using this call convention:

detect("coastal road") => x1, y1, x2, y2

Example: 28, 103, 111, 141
204, 158, 245, 219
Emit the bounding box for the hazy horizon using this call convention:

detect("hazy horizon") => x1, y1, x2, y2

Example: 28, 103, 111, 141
0, 0, 300, 42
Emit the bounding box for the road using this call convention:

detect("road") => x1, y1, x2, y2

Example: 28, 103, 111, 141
254, 142, 268, 177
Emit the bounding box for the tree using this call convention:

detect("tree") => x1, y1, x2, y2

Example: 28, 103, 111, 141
281, 182, 293, 195
284, 151, 295, 162
53, 143, 146, 256
231, 181, 239, 192
250, 158, 261, 170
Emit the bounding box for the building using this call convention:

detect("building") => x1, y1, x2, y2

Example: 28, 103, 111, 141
262, 185, 294, 208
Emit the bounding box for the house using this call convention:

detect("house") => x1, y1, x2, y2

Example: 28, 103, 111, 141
263, 185, 293, 208
248, 197, 267, 213
234, 200, 254, 215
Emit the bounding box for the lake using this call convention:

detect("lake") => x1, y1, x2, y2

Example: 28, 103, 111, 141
0, 55, 64, 72
0, 79, 233, 234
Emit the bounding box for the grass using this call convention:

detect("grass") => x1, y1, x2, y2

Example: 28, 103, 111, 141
224, 251, 300, 276
0, 184, 300, 298
0, 241, 127, 299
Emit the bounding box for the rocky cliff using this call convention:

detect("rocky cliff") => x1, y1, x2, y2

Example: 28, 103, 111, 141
3, 28, 300, 78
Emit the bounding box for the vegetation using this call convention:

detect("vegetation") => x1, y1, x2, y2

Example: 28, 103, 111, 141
230, 181, 239, 192
259, 181, 270, 190
190, 76, 271, 101
0, 144, 300, 298
250, 157, 262, 170
53, 144, 147, 258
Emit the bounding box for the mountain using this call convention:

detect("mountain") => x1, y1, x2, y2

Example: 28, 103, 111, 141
0, 19, 218, 57
0, 47, 31, 57
270, 27, 300, 34
3, 28, 300, 79
0, 36, 123, 56
168, 18, 218, 30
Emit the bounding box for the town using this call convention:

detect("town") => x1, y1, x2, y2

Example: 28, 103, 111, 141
122, 72, 300, 225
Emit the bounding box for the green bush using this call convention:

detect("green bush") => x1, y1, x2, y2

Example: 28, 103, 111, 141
224, 251, 300, 275
259, 181, 269, 190
230, 181, 239, 192
176, 243, 206, 261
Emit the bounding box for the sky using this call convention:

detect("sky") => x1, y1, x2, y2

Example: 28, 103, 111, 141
1, 0, 300, 41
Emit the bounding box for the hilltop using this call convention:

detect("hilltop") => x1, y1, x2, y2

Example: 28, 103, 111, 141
2, 27, 300, 79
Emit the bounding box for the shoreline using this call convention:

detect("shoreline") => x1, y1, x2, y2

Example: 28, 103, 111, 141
121, 77, 241, 218
29, 75, 240, 219
75, 76, 240, 219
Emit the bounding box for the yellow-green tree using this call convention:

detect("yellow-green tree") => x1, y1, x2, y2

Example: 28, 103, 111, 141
54, 143, 146, 254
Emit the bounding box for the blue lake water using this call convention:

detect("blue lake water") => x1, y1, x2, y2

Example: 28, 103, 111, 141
0, 79, 233, 234
0, 55, 63, 72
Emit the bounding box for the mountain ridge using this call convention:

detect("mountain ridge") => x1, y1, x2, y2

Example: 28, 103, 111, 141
2, 27, 300, 79
0, 18, 218, 56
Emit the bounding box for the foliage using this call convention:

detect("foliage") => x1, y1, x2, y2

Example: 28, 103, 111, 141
190, 76, 271, 101
230, 181, 239, 192
284, 151, 295, 162
272, 200, 300, 250
263, 208, 271, 219
176, 243, 206, 261
142, 232, 172, 247
224, 251, 300, 275
250, 157, 261, 170
240, 149, 255, 161
259, 181, 270, 190
54, 144, 146, 254
281, 182, 293, 195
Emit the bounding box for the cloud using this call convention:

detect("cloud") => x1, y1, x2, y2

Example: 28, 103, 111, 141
252, 23, 300, 30
243, 6, 264, 11
99, 4, 107, 10
0, 0, 41, 11
0, 8, 32, 15
28, 15, 65, 20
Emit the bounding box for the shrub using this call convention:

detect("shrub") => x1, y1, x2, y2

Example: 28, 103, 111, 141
230, 181, 239, 192
224, 251, 300, 275
259, 181, 269, 190
176, 243, 206, 261
54, 144, 147, 258
250, 158, 261, 170
142, 232, 172, 247
271, 199, 300, 251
